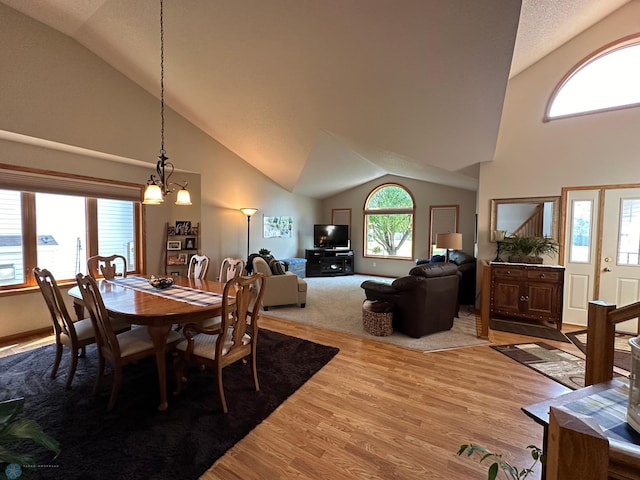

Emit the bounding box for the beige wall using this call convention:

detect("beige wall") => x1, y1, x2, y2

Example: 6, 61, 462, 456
477, 1, 640, 266
323, 174, 477, 278
0, 4, 319, 338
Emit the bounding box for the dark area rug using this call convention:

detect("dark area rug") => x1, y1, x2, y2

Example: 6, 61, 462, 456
0, 329, 339, 480
565, 329, 632, 372
490, 318, 569, 343
492, 342, 627, 390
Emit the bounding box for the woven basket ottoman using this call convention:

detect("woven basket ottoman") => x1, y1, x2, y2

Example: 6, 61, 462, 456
362, 299, 394, 336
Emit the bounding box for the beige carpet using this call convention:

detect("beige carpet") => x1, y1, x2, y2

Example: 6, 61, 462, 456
262, 274, 489, 352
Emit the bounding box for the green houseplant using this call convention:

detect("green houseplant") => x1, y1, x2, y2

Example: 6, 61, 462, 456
0, 397, 60, 478
501, 235, 558, 264
457, 443, 543, 480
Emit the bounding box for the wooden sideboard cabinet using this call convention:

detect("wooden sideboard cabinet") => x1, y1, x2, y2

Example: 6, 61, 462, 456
490, 262, 565, 329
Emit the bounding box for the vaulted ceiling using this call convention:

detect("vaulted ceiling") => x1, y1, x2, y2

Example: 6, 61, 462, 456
0, 0, 630, 198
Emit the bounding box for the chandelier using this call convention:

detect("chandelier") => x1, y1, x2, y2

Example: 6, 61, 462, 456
143, 0, 192, 206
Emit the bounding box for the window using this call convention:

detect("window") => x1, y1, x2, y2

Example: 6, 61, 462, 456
364, 184, 414, 259
546, 35, 640, 120
0, 164, 143, 290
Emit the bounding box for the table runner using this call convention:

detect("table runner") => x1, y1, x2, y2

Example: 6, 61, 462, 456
562, 380, 640, 444
108, 277, 224, 307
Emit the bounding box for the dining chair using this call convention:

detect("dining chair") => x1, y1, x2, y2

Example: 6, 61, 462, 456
187, 254, 210, 279
87, 254, 128, 280
174, 272, 266, 413
75, 273, 181, 411
192, 257, 246, 329
219, 257, 245, 282
33, 267, 100, 389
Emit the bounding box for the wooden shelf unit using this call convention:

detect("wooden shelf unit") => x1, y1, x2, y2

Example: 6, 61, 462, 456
163, 221, 200, 276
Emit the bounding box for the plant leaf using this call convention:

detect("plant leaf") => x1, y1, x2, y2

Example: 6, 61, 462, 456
487, 462, 499, 480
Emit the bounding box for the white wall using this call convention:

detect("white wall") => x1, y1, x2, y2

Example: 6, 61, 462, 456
477, 1, 640, 266
323, 174, 477, 278
0, 4, 319, 338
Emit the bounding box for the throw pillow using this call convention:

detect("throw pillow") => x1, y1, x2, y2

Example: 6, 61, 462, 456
269, 259, 286, 275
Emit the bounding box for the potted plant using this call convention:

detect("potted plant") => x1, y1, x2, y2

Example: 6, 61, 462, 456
0, 397, 60, 478
501, 235, 558, 264
258, 248, 274, 263
457, 443, 543, 480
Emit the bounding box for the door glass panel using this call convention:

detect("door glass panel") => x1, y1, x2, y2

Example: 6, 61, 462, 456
618, 198, 640, 266
97, 199, 136, 272
0, 190, 24, 286
36, 193, 87, 281
569, 200, 593, 263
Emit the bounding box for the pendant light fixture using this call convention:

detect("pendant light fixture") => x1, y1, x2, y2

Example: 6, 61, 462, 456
143, 0, 192, 206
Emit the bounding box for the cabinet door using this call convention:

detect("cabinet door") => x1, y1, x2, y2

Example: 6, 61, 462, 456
491, 266, 524, 317
492, 278, 522, 316
525, 282, 556, 318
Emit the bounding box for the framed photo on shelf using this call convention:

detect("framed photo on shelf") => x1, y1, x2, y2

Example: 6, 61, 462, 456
184, 237, 196, 250
170, 271, 179, 277
175, 220, 191, 236
167, 240, 181, 250
167, 225, 176, 236
167, 253, 188, 266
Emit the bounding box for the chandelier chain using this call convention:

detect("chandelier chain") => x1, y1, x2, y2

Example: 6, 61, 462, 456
160, 0, 165, 156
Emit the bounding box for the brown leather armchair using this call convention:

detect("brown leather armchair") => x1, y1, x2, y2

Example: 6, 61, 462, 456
360, 263, 460, 338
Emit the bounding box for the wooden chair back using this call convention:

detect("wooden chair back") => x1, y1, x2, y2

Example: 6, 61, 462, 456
187, 254, 210, 279
547, 406, 640, 479
87, 254, 128, 280
218, 273, 265, 361
33, 267, 77, 342
219, 257, 245, 283
75, 273, 122, 361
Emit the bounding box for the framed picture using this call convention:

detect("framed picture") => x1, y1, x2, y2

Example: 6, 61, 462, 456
167, 240, 181, 250
190, 225, 198, 236
170, 271, 179, 277
263, 215, 293, 238
184, 237, 196, 250
175, 220, 191, 236
167, 225, 176, 236
167, 253, 188, 266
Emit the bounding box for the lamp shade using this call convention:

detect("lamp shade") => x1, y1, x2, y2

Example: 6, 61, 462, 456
175, 188, 192, 205
436, 232, 462, 250
143, 184, 164, 204
240, 208, 258, 217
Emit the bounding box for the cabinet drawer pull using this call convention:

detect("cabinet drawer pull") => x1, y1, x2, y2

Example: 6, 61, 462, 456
540, 273, 545, 279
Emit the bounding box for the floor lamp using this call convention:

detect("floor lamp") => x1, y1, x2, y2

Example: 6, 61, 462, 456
240, 208, 258, 260
436, 232, 463, 263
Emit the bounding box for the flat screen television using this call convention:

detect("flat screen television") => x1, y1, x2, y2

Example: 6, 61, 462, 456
314, 224, 349, 248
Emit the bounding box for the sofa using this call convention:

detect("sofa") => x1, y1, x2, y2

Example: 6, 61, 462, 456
360, 262, 460, 338
416, 250, 477, 306
252, 256, 307, 310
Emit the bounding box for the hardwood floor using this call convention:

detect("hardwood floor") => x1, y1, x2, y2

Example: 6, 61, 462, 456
0, 317, 586, 480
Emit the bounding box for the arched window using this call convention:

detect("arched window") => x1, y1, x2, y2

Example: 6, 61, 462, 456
363, 183, 414, 259
546, 35, 640, 120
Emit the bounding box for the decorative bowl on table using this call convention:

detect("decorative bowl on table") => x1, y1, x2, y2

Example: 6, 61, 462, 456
149, 275, 175, 290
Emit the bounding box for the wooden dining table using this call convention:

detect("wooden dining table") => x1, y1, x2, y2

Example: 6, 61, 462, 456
68, 275, 229, 411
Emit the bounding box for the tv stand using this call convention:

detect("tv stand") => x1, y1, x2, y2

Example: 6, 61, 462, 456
305, 249, 354, 277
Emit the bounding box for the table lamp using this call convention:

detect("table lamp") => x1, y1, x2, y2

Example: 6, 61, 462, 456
436, 232, 462, 263
494, 229, 506, 262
